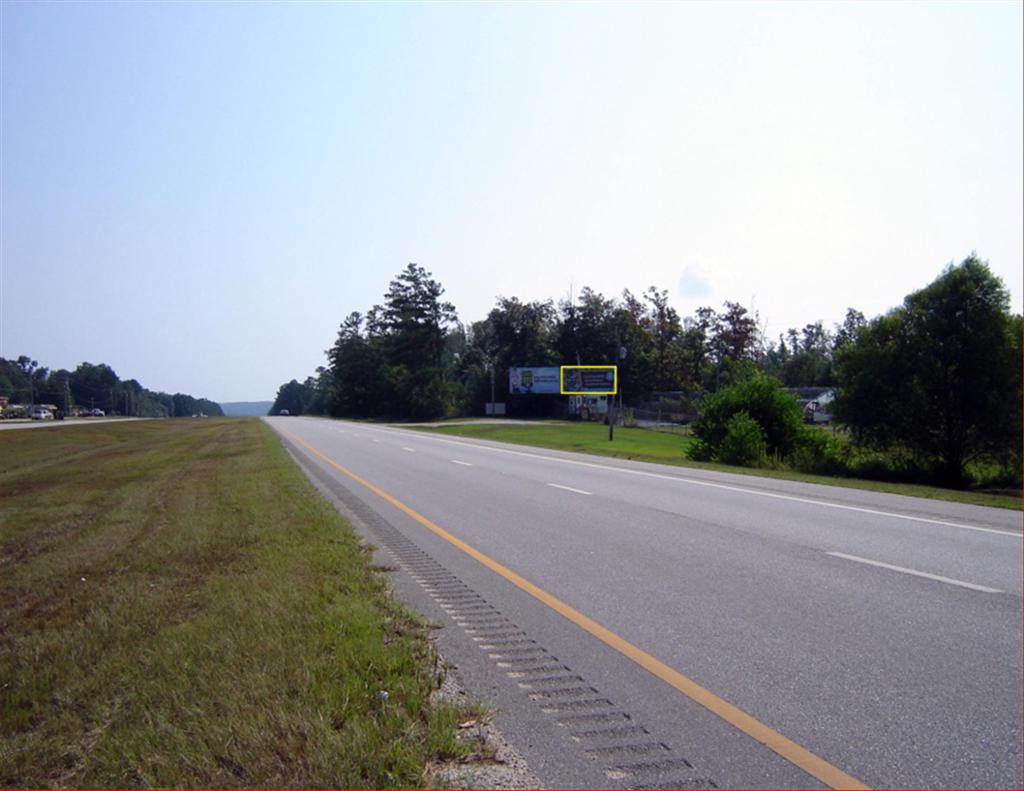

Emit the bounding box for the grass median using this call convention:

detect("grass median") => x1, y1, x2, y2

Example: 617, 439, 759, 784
408, 420, 1021, 510
0, 418, 478, 788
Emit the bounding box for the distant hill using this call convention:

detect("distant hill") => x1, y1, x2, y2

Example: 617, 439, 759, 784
220, 401, 274, 417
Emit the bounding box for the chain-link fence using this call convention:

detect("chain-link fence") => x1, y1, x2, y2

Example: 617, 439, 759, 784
627, 391, 700, 429
628, 407, 688, 428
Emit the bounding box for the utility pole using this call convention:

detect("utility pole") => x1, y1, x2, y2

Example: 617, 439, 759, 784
608, 342, 627, 441
619, 346, 626, 430
607, 342, 619, 441
608, 363, 615, 441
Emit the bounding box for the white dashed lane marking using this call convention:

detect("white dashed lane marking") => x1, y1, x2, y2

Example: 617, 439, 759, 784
826, 552, 1002, 593
547, 483, 592, 496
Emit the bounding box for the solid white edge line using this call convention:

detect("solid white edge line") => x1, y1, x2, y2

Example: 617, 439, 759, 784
547, 482, 593, 496
369, 425, 1019, 539
826, 552, 1003, 593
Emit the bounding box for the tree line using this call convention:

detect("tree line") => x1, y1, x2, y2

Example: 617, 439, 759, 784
272, 263, 776, 418
0, 357, 223, 418
272, 256, 1021, 489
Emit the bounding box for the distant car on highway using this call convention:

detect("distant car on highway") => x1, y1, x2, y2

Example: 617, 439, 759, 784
278, 409, 290, 416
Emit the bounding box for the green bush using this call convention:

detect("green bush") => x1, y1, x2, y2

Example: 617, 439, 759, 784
790, 428, 851, 476
687, 439, 714, 462
689, 374, 804, 461
716, 411, 766, 467
845, 448, 934, 485
406, 370, 454, 421
970, 460, 1023, 491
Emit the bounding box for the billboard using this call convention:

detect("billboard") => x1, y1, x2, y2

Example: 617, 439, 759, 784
509, 366, 561, 394
560, 365, 618, 395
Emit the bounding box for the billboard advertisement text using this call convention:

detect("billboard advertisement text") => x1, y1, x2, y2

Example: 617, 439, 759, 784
509, 367, 561, 395
560, 366, 618, 395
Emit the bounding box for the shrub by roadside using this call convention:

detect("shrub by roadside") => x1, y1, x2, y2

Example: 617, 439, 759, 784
687, 374, 1021, 492
716, 412, 766, 467
688, 373, 804, 464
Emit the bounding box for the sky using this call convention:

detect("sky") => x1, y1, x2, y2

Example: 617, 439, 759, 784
2, 1, 1021, 403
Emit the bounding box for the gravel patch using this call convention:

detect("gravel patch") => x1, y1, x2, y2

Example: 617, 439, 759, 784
428, 661, 541, 790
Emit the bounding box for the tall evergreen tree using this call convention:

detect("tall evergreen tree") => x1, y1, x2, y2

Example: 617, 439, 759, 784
638, 288, 680, 391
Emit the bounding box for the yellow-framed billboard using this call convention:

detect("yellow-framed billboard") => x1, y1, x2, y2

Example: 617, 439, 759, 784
560, 365, 618, 395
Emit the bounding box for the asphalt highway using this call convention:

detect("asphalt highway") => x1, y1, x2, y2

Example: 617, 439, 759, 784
267, 416, 1022, 790
0, 417, 151, 430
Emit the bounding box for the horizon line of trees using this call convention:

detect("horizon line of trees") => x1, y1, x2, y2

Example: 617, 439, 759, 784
271, 256, 1021, 489
271, 263, 880, 418
0, 357, 223, 418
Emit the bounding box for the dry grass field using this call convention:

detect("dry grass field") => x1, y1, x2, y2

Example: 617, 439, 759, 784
0, 418, 477, 788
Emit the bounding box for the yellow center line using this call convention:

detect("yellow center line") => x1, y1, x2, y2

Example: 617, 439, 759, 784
280, 427, 870, 790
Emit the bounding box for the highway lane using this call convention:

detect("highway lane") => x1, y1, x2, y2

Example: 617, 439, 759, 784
0, 417, 153, 430
267, 416, 1022, 789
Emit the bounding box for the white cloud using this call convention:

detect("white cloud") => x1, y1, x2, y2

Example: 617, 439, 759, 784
677, 264, 714, 300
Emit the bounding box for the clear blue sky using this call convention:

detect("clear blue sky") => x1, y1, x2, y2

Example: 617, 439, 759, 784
2, 1, 1020, 402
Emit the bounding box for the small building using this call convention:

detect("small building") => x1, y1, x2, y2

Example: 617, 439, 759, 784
567, 394, 609, 421
785, 387, 836, 424
3, 403, 28, 419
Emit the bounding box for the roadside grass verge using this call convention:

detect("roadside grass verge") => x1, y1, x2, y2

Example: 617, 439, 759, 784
407, 421, 1021, 510
0, 418, 477, 788
410, 420, 695, 464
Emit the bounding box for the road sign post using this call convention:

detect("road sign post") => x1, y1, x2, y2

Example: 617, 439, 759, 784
558, 365, 618, 439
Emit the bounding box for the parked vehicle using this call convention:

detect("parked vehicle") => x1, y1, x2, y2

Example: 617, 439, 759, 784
30, 405, 54, 420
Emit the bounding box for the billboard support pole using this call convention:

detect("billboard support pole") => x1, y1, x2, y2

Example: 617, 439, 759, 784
608, 344, 619, 441
557, 365, 617, 432
608, 343, 626, 441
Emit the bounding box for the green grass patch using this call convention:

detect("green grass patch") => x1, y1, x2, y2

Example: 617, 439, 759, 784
408, 421, 1021, 510
0, 418, 476, 787
415, 420, 697, 463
